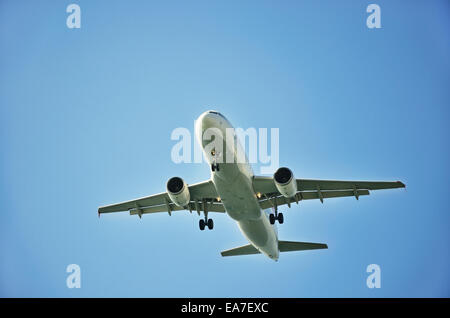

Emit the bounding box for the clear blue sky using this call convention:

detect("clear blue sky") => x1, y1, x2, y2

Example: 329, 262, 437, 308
1, 0, 449, 297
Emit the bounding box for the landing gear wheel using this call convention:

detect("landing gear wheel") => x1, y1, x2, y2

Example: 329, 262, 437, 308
199, 219, 206, 231
207, 218, 214, 230
278, 213, 284, 224
211, 163, 220, 172
269, 214, 275, 225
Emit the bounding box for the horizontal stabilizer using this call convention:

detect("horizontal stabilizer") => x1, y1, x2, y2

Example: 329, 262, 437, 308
220, 241, 328, 257
278, 240, 328, 252
220, 244, 261, 257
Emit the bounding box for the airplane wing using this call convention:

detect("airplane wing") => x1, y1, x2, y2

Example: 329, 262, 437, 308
252, 176, 405, 210
98, 180, 225, 218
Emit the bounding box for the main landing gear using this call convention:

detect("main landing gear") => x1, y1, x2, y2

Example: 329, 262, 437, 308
199, 212, 214, 230
269, 208, 284, 225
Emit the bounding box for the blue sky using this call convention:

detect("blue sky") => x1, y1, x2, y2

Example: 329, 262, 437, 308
1, 0, 449, 297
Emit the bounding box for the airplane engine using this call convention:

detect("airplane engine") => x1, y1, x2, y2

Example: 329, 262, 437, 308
274, 167, 297, 198
166, 177, 190, 207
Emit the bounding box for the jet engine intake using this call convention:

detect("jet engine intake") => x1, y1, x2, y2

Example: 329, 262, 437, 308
166, 177, 190, 207
274, 167, 297, 198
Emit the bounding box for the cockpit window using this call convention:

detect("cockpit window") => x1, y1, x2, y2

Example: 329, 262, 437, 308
208, 111, 227, 120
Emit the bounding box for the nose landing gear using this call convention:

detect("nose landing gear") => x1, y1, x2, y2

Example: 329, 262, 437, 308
211, 163, 220, 172
211, 149, 220, 172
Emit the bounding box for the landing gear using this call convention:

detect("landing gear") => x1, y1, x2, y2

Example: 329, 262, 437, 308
269, 208, 284, 225
278, 213, 284, 224
199, 214, 214, 230
207, 218, 214, 230
269, 213, 275, 225
211, 148, 220, 172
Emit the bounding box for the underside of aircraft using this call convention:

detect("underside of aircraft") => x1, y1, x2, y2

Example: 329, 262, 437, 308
98, 111, 405, 260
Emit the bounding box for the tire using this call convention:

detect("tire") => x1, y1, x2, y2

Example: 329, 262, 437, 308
278, 213, 284, 224
211, 164, 215, 172
199, 219, 206, 231
269, 214, 275, 225
216, 164, 220, 171
207, 218, 214, 230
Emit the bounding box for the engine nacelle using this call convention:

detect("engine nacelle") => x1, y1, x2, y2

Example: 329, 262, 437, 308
166, 177, 190, 207
274, 167, 297, 198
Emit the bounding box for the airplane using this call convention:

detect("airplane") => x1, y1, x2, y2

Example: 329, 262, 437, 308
98, 110, 405, 261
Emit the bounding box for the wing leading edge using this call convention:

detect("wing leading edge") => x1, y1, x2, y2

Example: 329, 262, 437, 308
98, 179, 223, 217
99, 176, 405, 217
253, 176, 405, 209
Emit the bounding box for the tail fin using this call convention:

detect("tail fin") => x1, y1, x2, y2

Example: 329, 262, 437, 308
278, 240, 328, 252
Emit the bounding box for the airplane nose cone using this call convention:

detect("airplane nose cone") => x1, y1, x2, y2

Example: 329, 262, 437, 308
195, 110, 218, 146
197, 110, 218, 125
196, 111, 219, 134
196, 110, 210, 123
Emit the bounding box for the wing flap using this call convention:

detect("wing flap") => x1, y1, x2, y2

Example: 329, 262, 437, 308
297, 179, 405, 191
129, 201, 226, 215
98, 180, 219, 215
253, 176, 405, 195
259, 189, 370, 209
98, 192, 169, 214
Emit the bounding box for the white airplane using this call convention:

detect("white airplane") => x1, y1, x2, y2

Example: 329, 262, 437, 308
98, 110, 405, 261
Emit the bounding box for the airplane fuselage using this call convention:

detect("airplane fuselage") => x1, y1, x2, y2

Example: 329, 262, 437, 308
195, 111, 279, 260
